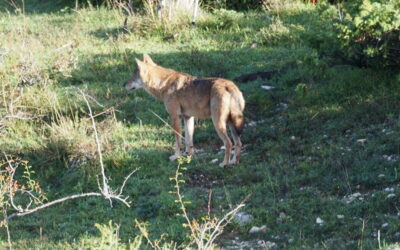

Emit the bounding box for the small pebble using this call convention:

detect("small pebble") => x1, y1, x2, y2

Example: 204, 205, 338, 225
387, 193, 396, 199
249, 225, 267, 234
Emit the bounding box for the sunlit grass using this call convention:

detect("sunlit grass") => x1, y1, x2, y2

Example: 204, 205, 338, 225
0, 1, 399, 249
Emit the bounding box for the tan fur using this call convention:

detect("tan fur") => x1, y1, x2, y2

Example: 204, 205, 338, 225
124, 54, 245, 167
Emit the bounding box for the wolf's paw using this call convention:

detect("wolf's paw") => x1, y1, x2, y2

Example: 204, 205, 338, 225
169, 154, 180, 161
229, 156, 237, 165
221, 160, 237, 168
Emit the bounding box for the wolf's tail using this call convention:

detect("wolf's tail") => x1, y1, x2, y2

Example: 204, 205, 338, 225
229, 86, 245, 136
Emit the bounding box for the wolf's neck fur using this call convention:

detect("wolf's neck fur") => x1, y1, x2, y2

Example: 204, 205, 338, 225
143, 65, 193, 100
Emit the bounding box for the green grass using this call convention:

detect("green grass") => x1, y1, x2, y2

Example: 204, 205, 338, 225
1, 1, 400, 249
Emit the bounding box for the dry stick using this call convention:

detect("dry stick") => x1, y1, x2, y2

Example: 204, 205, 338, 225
76, 88, 109, 197
4, 154, 22, 213
203, 194, 252, 249
207, 189, 212, 216
173, 163, 246, 249
5, 89, 136, 221
118, 168, 139, 196
134, 219, 158, 250
149, 109, 184, 139
204, 203, 245, 249
7, 193, 103, 220
3, 209, 12, 249
76, 87, 136, 207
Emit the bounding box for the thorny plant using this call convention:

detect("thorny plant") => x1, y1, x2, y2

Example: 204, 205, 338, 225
136, 156, 247, 250
0, 155, 46, 248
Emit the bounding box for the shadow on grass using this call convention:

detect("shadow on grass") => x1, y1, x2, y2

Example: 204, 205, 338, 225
0, 0, 103, 14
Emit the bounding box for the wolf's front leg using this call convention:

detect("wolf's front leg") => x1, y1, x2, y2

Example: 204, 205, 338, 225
184, 116, 195, 156
169, 116, 182, 161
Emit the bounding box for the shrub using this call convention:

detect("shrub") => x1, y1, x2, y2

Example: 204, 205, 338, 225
337, 0, 400, 67
198, 9, 244, 31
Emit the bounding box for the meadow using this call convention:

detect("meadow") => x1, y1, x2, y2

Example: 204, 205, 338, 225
0, 0, 399, 249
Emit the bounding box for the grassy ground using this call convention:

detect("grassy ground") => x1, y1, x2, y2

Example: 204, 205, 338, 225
1, 1, 400, 249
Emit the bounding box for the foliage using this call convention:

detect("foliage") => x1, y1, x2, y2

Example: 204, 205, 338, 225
0, 157, 46, 227
1, 1, 400, 249
337, 0, 400, 67
198, 9, 244, 31
202, 0, 263, 10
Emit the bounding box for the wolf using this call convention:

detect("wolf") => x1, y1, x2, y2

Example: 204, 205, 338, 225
123, 54, 245, 167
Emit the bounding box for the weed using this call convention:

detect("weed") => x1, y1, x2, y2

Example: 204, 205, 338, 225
1, 1, 400, 249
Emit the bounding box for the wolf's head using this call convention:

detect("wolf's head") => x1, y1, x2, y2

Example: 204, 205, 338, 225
123, 54, 156, 91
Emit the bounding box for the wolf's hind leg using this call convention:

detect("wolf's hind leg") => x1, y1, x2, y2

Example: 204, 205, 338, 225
212, 116, 232, 168
228, 123, 242, 164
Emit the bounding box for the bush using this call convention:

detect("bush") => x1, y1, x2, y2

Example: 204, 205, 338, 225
202, 0, 263, 10
337, 0, 400, 67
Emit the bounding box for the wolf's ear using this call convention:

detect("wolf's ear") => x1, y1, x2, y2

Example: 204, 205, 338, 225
135, 58, 147, 72
143, 54, 156, 66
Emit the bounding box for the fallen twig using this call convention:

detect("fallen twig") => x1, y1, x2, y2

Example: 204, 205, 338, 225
3, 88, 138, 225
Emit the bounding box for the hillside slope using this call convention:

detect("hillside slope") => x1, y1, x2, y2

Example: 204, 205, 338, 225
0, 2, 399, 249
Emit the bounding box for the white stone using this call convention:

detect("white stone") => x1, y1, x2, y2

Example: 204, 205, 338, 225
356, 139, 366, 144
387, 193, 396, 198
316, 217, 324, 225
248, 225, 267, 234
261, 85, 275, 91
235, 212, 253, 226
385, 187, 395, 192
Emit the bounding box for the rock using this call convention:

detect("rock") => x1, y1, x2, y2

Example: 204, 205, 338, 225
222, 239, 276, 250
260, 241, 276, 249
247, 121, 257, 127
276, 103, 288, 111
385, 187, 395, 192
261, 85, 275, 91
343, 192, 362, 204
249, 225, 267, 234
234, 212, 253, 226
356, 139, 366, 145
316, 217, 324, 225
210, 159, 218, 164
